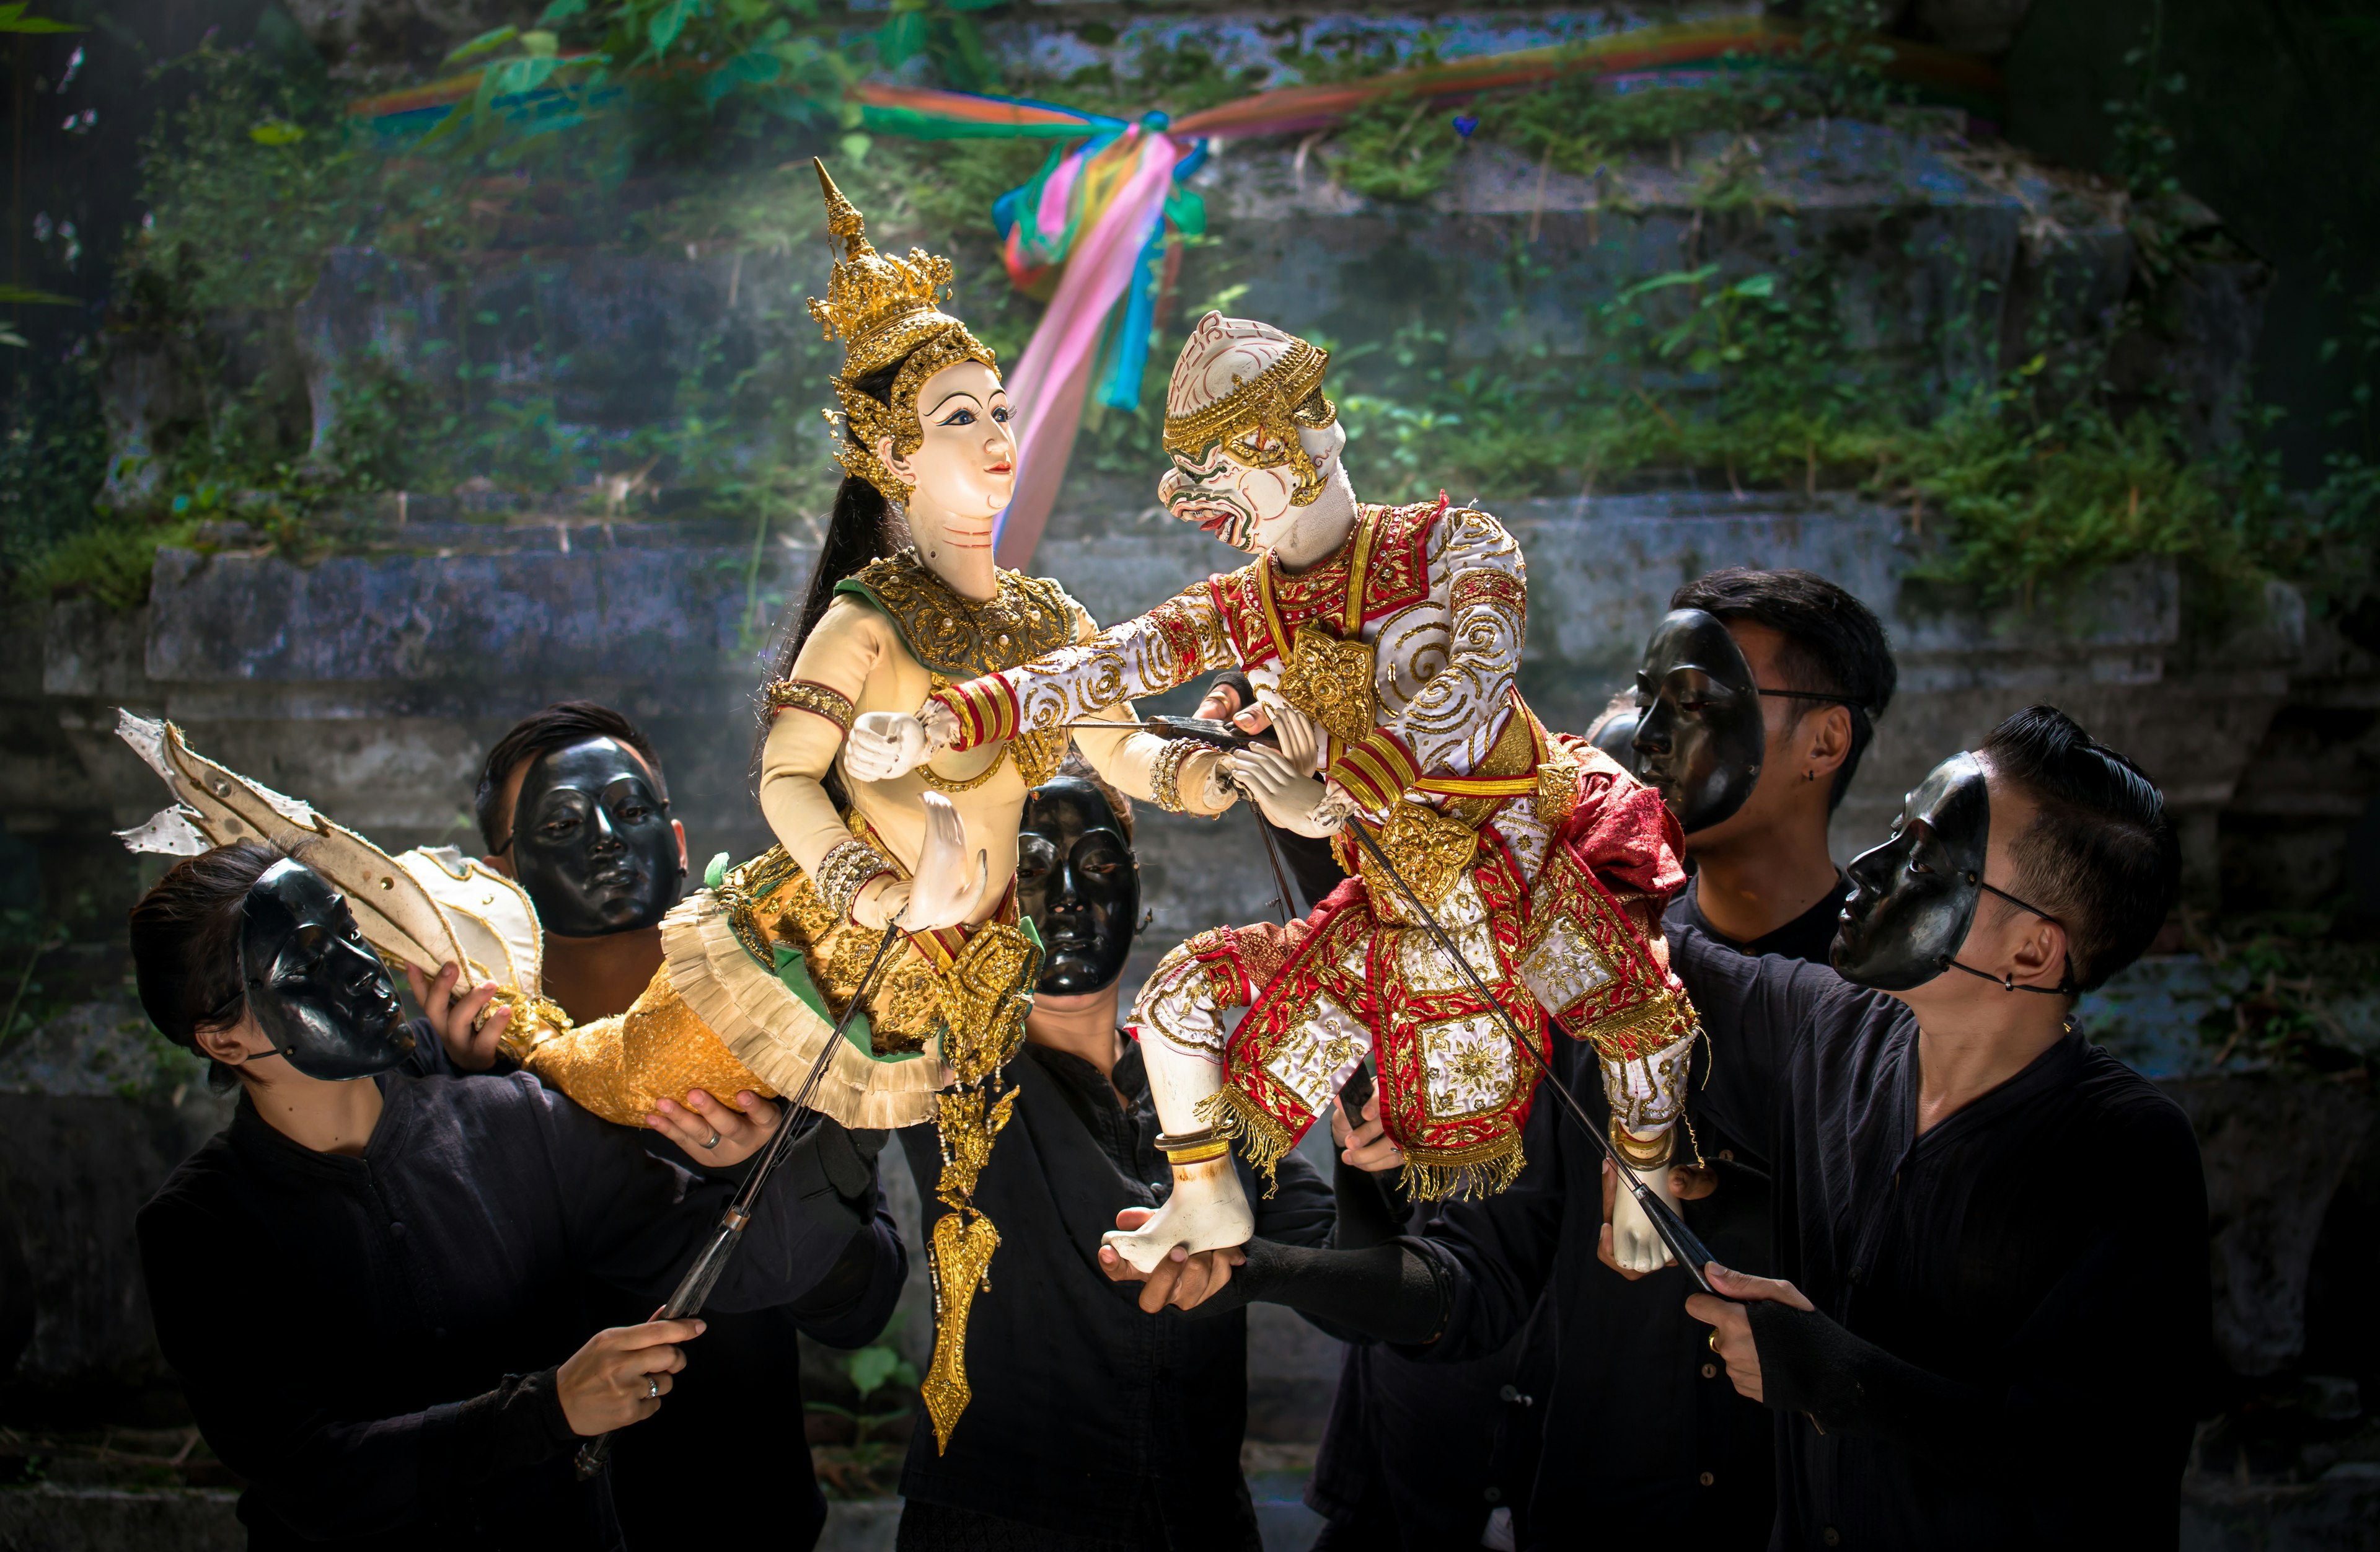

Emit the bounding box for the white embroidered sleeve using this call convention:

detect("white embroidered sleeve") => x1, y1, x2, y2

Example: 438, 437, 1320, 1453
999, 580, 1235, 734
1393, 508, 1527, 776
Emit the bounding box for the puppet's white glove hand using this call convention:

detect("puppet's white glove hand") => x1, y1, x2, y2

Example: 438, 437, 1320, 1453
846, 703, 959, 783
1238, 693, 1327, 777
1610, 1155, 1681, 1276
1228, 746, 1342, 839
845, 712, 928, 782
848, 792, 985, 931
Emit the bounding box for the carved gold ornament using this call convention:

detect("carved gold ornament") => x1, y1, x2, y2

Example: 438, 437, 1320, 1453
1363, 800, 1480, 912
805, 160, 1000, 502
1280, 623, 1381, 748
485, 986, 575, 1064
1163, 335, 1339, 507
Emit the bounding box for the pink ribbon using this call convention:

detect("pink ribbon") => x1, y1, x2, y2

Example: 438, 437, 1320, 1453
994, 127, 1179, 569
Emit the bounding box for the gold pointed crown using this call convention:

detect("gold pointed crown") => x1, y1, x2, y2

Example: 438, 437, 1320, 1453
806, 159, 998, 501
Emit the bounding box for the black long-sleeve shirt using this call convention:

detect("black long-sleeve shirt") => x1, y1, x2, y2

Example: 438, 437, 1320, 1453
895, 1037, 1334, 1547
1669, 924, 2211, 1550
137, 1069, 904, 1551
1303, 889, 1830, 1549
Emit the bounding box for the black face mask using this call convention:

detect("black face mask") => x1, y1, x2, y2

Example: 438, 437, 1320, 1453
1589, 707, 1644, 777
240, 859, 414, 1080
508, 738, 684, 938
1831, 752, 2073, 995
1018, 778, 1140, 997
1631, 609, 1766, 833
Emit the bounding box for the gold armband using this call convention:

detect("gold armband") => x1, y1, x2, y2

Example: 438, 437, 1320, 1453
1157, 1127, 1230, 1166
765, 677, 857, 731
1608, 1119, 1674, 1173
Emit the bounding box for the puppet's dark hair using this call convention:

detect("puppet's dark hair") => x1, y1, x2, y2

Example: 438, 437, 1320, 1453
751, 357, 911, 809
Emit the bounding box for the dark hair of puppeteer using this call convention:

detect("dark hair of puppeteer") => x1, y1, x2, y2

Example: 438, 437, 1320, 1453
128, 839, 286, 1089
1053, 747, 1135, 845
475, 702, 668, 853
1979, 704, 2180, 992
1671, 567, 1898, 811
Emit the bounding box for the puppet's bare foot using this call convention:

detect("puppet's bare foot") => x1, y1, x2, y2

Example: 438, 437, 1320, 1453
1611, 1159, 1680, 1274
1100, 1153, 1254, 1274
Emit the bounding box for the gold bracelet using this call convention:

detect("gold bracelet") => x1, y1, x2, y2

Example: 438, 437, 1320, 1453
1150, 739, 1201, 814
815, 838, 896, 922
1608, 1120, 1673, 1172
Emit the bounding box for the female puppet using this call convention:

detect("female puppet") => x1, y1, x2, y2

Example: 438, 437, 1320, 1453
116, 165, 1223, 1452
853, 312, 1699, 1279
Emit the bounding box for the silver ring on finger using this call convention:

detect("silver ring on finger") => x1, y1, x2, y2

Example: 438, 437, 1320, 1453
700, 1129, 721, 1150
646, 1376, 660, 1400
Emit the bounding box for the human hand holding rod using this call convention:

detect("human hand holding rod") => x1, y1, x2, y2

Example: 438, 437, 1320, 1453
571, 910, 907, 1478
1334, 812, 1724, 1295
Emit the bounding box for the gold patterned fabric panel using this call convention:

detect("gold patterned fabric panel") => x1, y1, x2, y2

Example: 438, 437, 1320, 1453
726, 844, 943, 1056
520, 963, 778, 1127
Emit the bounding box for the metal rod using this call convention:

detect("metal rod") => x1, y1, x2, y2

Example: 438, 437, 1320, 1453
1252, 818, 1298, 926
575, 918, 905, 1478
1336, 816, 1719, 1294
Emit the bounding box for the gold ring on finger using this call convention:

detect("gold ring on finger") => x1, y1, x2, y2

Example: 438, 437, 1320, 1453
1708, 1329, 1722, 1354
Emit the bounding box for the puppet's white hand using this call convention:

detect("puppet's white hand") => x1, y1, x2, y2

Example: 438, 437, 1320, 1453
845, 712, 929, 782
898, 791, 986, 930
1228, 746, 1341, 838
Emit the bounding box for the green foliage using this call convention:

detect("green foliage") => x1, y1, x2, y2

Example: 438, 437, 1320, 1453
2184, 910, 2380, 1076
1326, 93, 1461, 203
0, 353, 109, 594
1890, 390, 2229, 604
1486, 72, 1775, 178
0, 2, 80, 33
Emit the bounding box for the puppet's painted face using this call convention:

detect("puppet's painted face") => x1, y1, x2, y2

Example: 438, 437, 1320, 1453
240, 859, 412, 1080
510, 737, 682, 938
1158, 437, 1305, 553
890, 359, 1015, 537
1631, 609, 1767, 834
1831, 752, 1992, 990
1016, 777, 1139, 997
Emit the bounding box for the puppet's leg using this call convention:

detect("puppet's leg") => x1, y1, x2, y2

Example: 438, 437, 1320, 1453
1602, 1030, 1699, 1274
1104, 946, 1256, 1274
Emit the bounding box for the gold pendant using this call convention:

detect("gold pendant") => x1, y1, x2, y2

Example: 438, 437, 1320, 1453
1280, 622, 1378, 748
933, 1084, 1016, 1209
922, 1207, 1002, 1453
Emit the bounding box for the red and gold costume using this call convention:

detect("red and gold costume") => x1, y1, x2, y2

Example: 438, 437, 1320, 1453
932, 488, 1698, 1197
